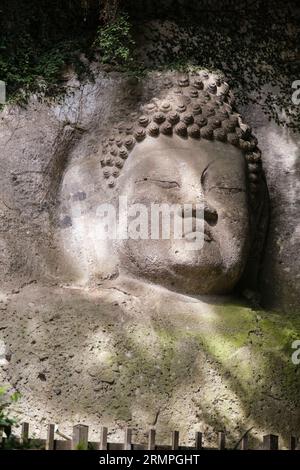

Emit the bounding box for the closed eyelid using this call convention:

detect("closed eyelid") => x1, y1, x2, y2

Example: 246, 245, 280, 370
201, 160, 245, 193
207, 185, 245, 194
135, 178, 180, 189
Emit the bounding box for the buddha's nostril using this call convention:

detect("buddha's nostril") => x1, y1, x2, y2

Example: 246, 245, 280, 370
204, 204, 218, 226
204, 205, 218, 226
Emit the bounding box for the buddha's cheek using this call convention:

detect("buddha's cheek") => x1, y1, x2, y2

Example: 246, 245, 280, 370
208, 194, 250, 271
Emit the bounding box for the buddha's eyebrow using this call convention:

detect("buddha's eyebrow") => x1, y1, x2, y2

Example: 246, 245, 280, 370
201, 160, 218, 185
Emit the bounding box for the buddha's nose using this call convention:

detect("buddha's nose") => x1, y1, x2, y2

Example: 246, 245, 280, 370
178, 203, 218, 226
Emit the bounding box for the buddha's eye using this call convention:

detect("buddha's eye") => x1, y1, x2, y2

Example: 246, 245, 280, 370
135, 178, 180, 189
203, 178, 245, 194
207, 186, 245, 194
201, 165, 244, 194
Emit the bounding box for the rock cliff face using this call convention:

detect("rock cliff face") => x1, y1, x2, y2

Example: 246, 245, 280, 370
1, 22, 299, 310
0, 18, 299, 445
242, 102, 300, 313
0, 73, 119, 289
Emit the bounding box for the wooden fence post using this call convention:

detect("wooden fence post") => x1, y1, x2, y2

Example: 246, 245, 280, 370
21, 422, 29, 445
124, 428, 132, 450
148, 429, 156, 450
218, 431, 226, 450
241, 434, 248, 450
263, 434, 278, 450
46, 424, 55, 450
290, 436, 298, 450
99, 426, 108, 450
72, 424, 89, 450
171, 431, 179, 450
195, 432, 202, 450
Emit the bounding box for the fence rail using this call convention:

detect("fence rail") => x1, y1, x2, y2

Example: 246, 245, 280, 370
0, 422, 299, 450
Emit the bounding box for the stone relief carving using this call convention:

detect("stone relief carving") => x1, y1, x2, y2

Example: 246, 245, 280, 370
97, 71, 269, 294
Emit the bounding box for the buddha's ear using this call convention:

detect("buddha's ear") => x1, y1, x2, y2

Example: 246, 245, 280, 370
238, 175, 270, 296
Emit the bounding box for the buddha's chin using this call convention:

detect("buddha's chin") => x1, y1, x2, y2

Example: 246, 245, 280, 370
126, 266, 240, 295
120, 255, 241, 295
163, 266, 237, 295
117, 238, 243, 294
149, 263, 232, 295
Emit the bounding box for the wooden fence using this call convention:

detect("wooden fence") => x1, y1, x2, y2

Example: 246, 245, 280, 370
0, 422, 299, 450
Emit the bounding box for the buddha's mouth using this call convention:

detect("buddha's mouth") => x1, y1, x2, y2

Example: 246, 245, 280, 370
204, 231, 213, 242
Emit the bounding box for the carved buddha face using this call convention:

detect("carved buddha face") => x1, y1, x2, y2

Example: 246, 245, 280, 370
115, 134, 250, 294
100, 71, 265, 294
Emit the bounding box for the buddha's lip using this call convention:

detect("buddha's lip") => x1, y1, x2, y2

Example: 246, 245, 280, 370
204, 232, 213, 242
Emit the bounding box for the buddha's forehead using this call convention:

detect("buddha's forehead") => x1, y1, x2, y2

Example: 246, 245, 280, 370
122, 134, 245, 181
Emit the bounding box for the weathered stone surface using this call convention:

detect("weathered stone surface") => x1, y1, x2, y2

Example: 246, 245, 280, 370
242, 100, 300, 313
0, 279, 299, 447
